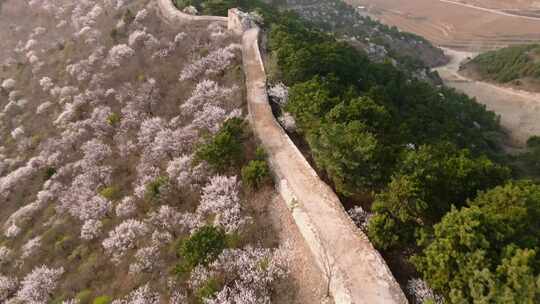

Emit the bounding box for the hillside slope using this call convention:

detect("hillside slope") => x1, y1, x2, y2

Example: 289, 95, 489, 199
0, 0, 293, 303
462, 44, 540, 92
279, 0, 448, 83
284, 0, 447, 66
244, 2, 540, 303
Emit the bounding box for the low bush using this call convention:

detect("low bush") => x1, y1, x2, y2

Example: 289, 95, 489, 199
44, 167, 57, 181
122, 8, 135, 26
195, 118, 245, 172
92, 295, 112, 304
176, 225, 226, 274
76, 290, 93, 304
144, 176, 168, 202
242, 160, 271, 189
254, 146, 267, 160
51, 296, 68, 304
106, 113, 120, 126
99, 186, 121, 201
195, 278, 222, 304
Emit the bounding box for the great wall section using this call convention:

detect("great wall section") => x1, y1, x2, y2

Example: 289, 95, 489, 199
156, 0, 408, 302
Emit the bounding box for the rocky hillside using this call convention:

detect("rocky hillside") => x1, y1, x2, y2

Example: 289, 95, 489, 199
275, 0, 448, 82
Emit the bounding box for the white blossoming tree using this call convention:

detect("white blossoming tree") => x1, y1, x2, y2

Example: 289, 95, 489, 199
106, 44, 135, 67
102, 219, 149, 262
0, 275, 17, 302
198, 175, 250, 233
111, 284, 159, 304
16, 265, 64, 304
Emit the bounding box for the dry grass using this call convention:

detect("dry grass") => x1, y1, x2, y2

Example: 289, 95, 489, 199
348, 0, 540, 52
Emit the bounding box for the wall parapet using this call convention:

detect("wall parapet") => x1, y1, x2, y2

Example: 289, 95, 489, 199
155, 1, 408, 303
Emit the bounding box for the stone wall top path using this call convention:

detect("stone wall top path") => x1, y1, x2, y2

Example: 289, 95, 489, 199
156, 0, 408, 302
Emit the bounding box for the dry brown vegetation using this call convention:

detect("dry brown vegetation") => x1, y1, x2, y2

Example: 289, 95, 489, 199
457, 0, 540, 10
348, 0, 540, 52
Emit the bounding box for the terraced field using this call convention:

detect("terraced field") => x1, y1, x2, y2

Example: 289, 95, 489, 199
349, 0, 540, 52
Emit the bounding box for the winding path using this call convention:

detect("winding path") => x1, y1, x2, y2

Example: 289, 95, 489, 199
436, 0, 540, 21
156, 0, 407, 302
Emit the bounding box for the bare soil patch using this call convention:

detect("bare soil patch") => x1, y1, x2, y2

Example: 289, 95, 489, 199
459, 0, 540, 10
348, 0, 540, 52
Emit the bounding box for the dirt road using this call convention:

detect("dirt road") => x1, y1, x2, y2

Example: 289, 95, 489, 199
436, 0, 540, 20
435, 48, 540, 147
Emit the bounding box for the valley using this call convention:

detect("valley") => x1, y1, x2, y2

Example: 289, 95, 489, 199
346, 0, 540, 147
435, 48, 540, 147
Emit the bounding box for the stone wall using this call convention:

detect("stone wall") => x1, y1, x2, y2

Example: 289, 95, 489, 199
241, 27, 407, 304
227, 8, 246, 34
228, 8, 258, 35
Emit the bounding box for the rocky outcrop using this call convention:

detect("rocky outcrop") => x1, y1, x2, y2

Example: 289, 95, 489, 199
156, 1, 407, 302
